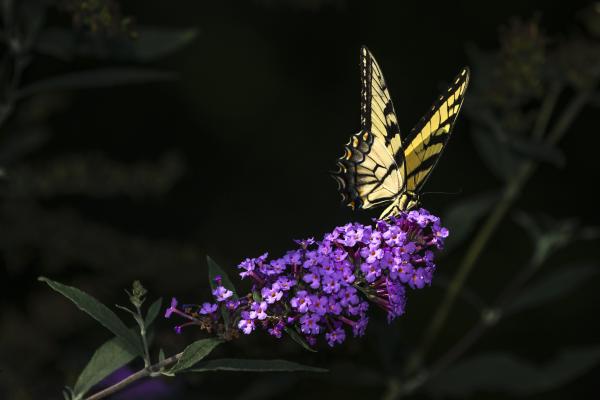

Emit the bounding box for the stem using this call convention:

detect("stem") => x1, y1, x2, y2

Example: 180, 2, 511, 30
402, 170, 523, 375
389, 240, 554, 399
83, 352, 183, 400
0, 4, 32, 130
134, 306, 151, 368
532, 82, 562, 140
397, 85, 594, 388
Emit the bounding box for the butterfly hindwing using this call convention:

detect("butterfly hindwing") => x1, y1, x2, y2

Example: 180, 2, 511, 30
333, 47, 405, 210
403, 68, 469, 193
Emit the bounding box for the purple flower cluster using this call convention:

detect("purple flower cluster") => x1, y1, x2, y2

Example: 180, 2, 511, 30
165, 209, 448, 348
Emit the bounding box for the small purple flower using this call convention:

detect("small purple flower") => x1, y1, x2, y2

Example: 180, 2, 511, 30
341, 227, 362, 247
270, 258, 287, 275
318, 241, 333, 256
398, 263, 414, 284
332, 249, 348, 263
275, 275, 296, 291
302, 271, 320, 289
164, 297, 178, 318
291, 290, 312, 313
361, 262, 382, 283
238, 312, 255, 334
338, 287, 359, 307
319, 257, 336, 275
199, 302, 218, 315
397, 241, 417, 256
238, 258, 256, 279
368, 230, 382, 247
212, 286, 233, 302
352, 315, 369, 337
300, 313, 321, 335
309, 295, 328, 316
284, 250, 303, 266
326, 327, 346, 346
409, 267, 427, 289
322, 274, 341, 294
225, 299, 240, 311
341, 267, 356, 285
294, 237, 315, 248
383, 226, 406, 246
324, 230, 339, 242
408, 209, 431, 227
249, 301, 268, 320
268, 321, 285, 338
361, 245, 384, 264
303, 250, 319, 268
327, 301, 342, 315
261, 285, 283, 304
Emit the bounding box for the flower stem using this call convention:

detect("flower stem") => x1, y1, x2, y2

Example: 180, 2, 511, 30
393, 85, 594, 395
384, 227, 567, 400
82, 351, 183, 400
134, 306, 152, 368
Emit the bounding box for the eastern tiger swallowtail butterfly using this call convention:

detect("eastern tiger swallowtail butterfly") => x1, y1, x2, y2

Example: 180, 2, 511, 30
333, 46, 469, 219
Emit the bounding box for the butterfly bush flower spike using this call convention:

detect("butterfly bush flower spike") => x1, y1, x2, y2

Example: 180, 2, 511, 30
165, 209, 447, 347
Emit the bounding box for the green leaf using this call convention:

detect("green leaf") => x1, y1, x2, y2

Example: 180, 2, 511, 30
470, 127, 521, 181
168, 338, 222, 374
187, 358, 327, 373
442, 191, 499, 252
514, 213, 579, 264
62, 386, 74, 400
115, 304, 136, 318
284, 327, 317, 353
17, 68, 174, 99
207, 256, 238, 326
38, 277, 143, 355
508, 137, 565, 168
427, 347, 600, 397
72, 336, 137, 398
36, 27, 198, 62
144, 297, 163, 328
506, 265, 598, 314
125, 28, 198, 61
207, 256, 238, 298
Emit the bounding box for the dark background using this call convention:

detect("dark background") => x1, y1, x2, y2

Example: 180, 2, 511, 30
1, 0, 599, 399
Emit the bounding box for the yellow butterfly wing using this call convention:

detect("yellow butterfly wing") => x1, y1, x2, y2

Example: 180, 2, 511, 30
333, 47, 405, 211
403, 68, 470, 194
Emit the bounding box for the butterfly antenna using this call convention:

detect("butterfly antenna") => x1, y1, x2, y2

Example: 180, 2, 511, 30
420, 188, 463, 199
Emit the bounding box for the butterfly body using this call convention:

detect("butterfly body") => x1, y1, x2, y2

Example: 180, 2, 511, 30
333, 47, 469, 219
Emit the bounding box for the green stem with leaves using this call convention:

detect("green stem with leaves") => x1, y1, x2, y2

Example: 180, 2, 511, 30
134, 305, 152, 368
391, 239, 552, 398
0, 0, 34, 129
385, 83, 596, 399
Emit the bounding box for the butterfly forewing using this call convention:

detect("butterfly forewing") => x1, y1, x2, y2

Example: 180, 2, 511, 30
333, 47, 405, 210
403, 68, 469, 193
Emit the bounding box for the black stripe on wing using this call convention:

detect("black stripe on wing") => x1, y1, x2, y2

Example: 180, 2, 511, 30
403, 67, 470, 193
332, 130, 398, 210
360, 46, 402, 156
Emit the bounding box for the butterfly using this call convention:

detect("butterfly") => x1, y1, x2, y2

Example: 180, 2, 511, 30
333, 46, 469, 219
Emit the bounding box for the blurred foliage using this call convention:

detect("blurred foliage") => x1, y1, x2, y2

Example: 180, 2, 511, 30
0, 2, 200, 397
59, 0, 136, 37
